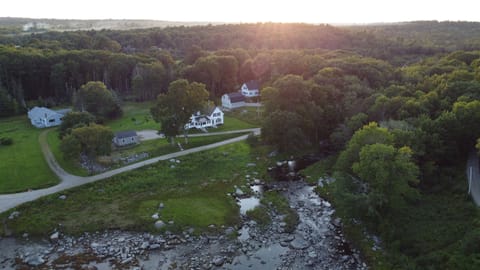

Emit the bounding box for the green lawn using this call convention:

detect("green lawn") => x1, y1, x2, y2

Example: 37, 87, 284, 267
112, 132, 249, 161
225, 106, 264, 126
0, 115, 59, 194
107, 102, 260, 134
107, 101, 159, 132
1, 141, 262, 236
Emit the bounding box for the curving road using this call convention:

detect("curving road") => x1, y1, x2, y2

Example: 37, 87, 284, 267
0, 128, 260, 214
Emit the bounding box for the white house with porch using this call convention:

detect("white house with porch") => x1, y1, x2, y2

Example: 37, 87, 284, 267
27, 106, 71, 128
240, 80, 260, 97
185, 107, 224, 130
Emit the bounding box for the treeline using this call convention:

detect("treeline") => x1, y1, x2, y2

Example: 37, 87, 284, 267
3, 22, 479, 61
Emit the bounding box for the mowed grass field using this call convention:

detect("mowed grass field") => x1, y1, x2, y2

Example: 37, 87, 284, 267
1, 141, 270, 236
0, 116, 59, 193
107, 101, 158, 132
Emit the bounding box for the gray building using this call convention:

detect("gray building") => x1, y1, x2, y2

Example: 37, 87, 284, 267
113, 130, 139, 146
221, 92, 246, 109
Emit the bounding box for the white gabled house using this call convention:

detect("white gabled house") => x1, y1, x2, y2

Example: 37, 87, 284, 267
185, 106, 224, 130
222, 92, 246, 109
27, 106, 71, 128
240, 80, 260, 97
113, 130, 139, 147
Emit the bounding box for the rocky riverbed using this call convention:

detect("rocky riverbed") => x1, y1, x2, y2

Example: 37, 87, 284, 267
0, 180, 367, 270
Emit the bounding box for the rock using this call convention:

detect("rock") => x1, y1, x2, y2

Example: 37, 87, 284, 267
212, 256, 225, 266
121, 257, 133, 264
25, 255, 44, 266
8, 211, 20, 220
176, 159, 181, 163
152, 213, 159, 219
169, 158, 176, 162
323, 201, 331, 207
50, 232, 59, 240
22, 233, 28, 238
154, 220, 166, 229
58, 195, 67, 200
170, 165, 176, 169
268, 151, 278, 157
235, 188, 245, 197
159, 202, 165, 209
149, 244, 161, 250
290, 237, 310, 250
332, 218, 342, 227
246, 163, 256, 167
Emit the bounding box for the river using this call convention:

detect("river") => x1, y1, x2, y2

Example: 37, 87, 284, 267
0, 180, 366, 269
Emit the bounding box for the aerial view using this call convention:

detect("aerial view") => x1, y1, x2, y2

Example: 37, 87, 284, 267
1, 0, 480, 269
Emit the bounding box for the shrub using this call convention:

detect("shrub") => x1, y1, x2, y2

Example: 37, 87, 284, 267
0, 137, 13, 146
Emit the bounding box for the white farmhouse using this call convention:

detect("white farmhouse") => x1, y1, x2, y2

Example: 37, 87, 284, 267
221, 92, 246, 109
113, 130, 139, 147
27, 106, 70, 128
240, 80, 260, 97
185, 107, 224, 130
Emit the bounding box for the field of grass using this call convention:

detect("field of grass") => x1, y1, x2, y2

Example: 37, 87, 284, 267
225, 106, 264, 126
0, 141, 264, 236
107, 101, 158, 132
107, 102, 259, 134
0, 116, 59, 194
113, 132, 249, 160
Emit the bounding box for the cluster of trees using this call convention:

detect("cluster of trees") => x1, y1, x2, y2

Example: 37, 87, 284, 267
58, 82, 120, 160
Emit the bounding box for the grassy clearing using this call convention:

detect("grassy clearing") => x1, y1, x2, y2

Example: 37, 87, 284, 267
0, 115, 58, 193
114, 133, 248, 159
225, 107, 264, 126
107, 101, 158, 132
1, 141, 264, 236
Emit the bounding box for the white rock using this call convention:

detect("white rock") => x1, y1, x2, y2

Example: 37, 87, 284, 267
50, 232, 59, 240
152, 213, 159, 220
154, 220, 166, 229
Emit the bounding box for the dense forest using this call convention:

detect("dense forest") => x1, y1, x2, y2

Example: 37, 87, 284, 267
1, 20, 480, 268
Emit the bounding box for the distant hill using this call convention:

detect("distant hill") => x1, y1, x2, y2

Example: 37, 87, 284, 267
0, 17, 219, 33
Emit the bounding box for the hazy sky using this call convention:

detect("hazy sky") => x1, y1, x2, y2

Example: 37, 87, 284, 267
2, 0, 479, 24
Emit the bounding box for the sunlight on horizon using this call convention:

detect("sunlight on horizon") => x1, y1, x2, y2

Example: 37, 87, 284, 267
1, 0, 479, 24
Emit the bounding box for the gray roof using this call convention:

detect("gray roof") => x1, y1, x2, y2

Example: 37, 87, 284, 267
227, 92, 246, 103
245, 80, 259, 90
115, 130, 137, 139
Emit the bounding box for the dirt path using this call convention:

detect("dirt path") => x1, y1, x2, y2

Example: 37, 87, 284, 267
0, 128, 260, 214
